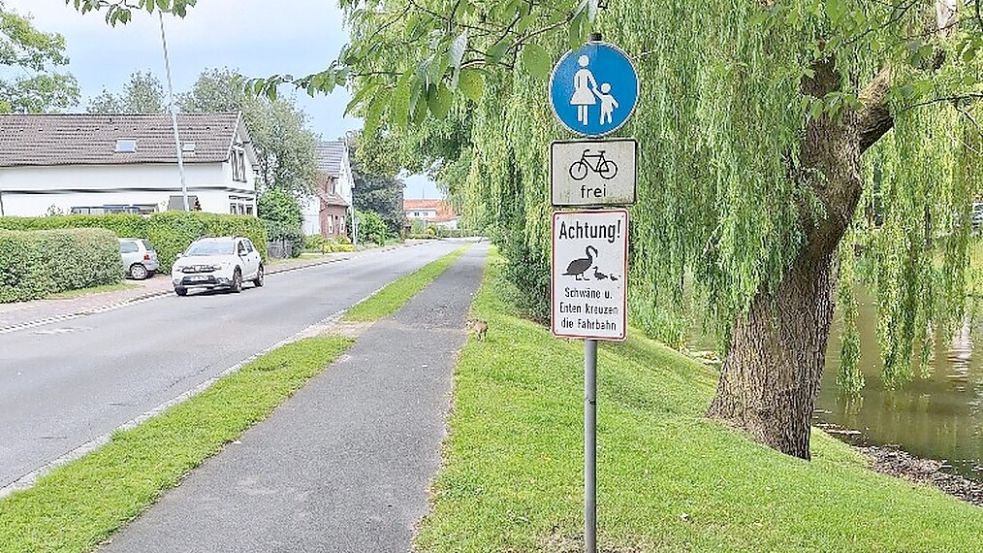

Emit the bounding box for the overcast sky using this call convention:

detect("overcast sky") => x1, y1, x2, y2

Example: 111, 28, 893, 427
6, 0, 440, 199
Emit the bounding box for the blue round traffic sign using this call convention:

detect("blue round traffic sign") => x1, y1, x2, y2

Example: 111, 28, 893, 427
549, 41, 640, 138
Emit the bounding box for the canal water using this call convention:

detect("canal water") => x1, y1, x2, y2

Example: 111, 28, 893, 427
817, 290, 983, 482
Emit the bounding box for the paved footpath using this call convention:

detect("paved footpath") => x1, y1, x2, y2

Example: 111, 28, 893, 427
101, 243, 488, 553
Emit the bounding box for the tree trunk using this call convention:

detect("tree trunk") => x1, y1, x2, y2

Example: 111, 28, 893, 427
707, 56, 875, 459
706, 248, 836, 459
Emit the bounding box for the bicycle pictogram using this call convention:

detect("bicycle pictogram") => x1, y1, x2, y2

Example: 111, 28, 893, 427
569, 149, 618, 181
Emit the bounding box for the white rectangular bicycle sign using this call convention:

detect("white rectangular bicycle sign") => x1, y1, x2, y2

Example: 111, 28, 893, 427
551, 209, 629, 341
550, 139, 637, 207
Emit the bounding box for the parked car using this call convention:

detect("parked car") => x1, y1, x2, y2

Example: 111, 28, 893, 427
119, 238, 159, 280
171, 236, 264, 297
972, 202, 983, 231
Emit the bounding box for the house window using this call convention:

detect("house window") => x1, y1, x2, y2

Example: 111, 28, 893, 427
115, 139, 137, 153
231, 148, 247, 183
229, 195, 254, 215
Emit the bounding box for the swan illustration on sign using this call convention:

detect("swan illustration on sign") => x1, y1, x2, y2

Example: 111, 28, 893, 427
561, 245, 622, 282
563, 246, 597, 280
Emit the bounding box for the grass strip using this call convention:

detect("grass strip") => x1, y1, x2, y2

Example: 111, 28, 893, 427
415, 251, 983, 553
46, 282, 137, 300
0, 336, 352, 553
343, 245, 469, 322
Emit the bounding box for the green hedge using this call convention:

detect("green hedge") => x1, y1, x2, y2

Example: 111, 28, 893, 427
0, 228, 122, 303
0, 213, 268, 271
304, 235, 356, 253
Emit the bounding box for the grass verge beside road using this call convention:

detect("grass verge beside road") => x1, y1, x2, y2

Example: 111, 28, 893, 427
415, 252, 983, 553
343, 245, 469, 322
0, 336, 352, 553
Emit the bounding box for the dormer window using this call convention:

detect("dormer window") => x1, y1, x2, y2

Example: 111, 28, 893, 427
115, 139, 137, 153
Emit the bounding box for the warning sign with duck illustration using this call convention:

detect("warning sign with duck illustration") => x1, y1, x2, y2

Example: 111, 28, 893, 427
552, 209, 628, 341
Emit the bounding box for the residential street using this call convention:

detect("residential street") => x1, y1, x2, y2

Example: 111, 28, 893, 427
0, 240, 463, 492
101, 243, 487, 553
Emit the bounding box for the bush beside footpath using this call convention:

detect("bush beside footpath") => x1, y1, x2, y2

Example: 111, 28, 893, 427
0, 213, 268, 271
0, 228, 122, 303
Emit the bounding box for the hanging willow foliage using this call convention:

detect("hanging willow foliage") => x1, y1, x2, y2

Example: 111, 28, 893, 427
295, 0, 983, 393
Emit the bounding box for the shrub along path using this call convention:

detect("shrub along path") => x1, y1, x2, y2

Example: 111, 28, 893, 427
100, 243, 488, 553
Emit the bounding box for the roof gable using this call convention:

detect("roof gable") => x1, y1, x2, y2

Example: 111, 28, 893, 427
0, 113, 243, 168
316, 140, 347, 177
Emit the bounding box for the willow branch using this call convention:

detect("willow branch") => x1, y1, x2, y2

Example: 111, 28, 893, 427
858, 67, 894, 154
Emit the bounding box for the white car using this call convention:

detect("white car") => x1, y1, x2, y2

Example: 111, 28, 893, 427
171, 237, 264, 297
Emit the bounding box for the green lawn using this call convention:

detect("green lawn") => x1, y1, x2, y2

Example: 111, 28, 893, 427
46, 282, 137, 300
343, 246, 469, 322
0, 336, 352, 553
415, 252, 983, 553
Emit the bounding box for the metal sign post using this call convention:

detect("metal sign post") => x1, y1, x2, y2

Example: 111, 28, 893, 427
548, 35, 639, 553
584, 338, 598, 552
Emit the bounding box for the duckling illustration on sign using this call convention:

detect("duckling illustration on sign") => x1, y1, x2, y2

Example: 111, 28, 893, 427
563, 246, 598, 280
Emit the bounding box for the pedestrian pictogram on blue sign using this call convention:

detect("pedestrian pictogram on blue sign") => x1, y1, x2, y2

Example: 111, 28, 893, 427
549, 41, 639, 138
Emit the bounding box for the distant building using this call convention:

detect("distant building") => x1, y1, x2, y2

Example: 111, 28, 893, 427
0, 113, 258, 217
404, 199, 459, 230
303, 140, 355, 238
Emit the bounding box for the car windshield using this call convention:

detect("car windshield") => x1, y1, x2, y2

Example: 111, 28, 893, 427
185, 240, 235, 256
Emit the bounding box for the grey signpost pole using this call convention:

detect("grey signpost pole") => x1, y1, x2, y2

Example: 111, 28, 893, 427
549, 31, 637, 553
585, 338, 598, 553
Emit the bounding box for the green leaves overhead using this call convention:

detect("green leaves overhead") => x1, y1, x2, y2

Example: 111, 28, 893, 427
458, 69, 485, 102
427, 84, 454, 119
66, 0, 198, 25
520, 44, 552, 80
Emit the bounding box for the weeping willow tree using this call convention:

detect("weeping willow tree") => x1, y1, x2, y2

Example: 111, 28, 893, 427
78, 0, 983, 459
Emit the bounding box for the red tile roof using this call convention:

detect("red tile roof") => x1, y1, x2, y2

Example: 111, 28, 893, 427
403, 199, 457, 222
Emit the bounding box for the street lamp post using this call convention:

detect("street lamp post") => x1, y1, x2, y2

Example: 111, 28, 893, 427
158, 11, 189, 211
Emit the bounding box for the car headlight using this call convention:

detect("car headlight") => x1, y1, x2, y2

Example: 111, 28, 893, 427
210, 264, 224, 271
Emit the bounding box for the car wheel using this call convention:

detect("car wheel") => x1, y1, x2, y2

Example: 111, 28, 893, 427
129, 263, 149, 280
175, 287, 188, 297
231, 269, 243, 293
253, 265, 265, 287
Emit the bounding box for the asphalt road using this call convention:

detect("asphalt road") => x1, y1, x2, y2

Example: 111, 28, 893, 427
102, 243, 488, 553
0, 240, 463, 490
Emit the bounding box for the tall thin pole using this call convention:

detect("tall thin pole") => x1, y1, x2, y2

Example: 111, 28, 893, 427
159, 11, 189, 211
584, 339, 598, 553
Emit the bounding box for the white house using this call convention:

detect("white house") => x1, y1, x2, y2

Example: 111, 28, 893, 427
302, 139, 355, 238
404, 199, 460, 230
0, 113, 258, 217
